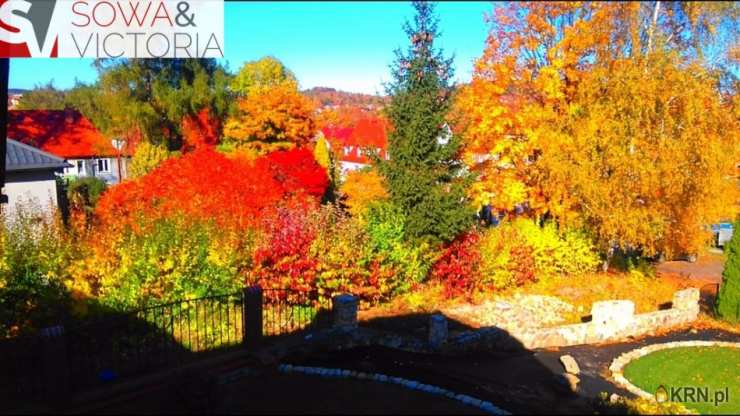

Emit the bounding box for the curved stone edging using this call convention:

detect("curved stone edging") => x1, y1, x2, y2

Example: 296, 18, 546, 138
609, 341, 740, 400
277, 364, 510, 415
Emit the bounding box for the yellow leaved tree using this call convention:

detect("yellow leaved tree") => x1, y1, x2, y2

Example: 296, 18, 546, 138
454, 1, 739, 257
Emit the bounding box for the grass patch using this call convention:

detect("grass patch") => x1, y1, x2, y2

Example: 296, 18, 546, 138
623, 346, 740, 414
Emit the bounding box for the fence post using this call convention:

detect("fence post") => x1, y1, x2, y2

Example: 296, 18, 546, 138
428, 314, 448, 350
332, 294, 358, 332
243, 286, 263, 347
40, 325, 69, 404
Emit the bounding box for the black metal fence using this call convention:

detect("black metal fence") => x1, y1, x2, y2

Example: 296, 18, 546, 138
0, 286, 333, 405
262, 288, 332, 337
65, 291, 246, 393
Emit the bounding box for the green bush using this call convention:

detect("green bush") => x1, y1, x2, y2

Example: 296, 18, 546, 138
716, 221, 740, 322
477, 219, 600, 289
97, 216, 250, 310
0, 203, 75, 337
363, 202, 435, 293
67, 176, 107, 213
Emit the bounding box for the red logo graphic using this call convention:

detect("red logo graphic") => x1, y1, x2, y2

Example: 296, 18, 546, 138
0, 0, 59, 57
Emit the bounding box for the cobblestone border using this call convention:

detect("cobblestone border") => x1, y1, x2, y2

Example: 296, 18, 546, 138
609, 341, 740, 400
277, 364, 510, 415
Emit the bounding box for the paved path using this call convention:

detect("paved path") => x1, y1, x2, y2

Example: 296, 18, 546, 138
535, 328, 740, 400
656, 254, 725, 284
80, 362, 487, 414
288, 329, 740, 415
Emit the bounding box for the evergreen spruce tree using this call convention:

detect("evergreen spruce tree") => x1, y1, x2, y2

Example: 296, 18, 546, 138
381, 1, 472, 243
717, 222, 740, 322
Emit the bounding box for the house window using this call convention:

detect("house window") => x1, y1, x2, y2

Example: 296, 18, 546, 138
96, 158, 111, 173
77, 160, 84, 175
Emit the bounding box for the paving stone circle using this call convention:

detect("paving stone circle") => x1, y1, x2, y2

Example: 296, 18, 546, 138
608, 340, 740, 401
277, 363, 510, 415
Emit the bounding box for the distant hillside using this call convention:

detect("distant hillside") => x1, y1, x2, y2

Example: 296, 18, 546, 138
9, 88, 28, 95
303, 87, 388, 108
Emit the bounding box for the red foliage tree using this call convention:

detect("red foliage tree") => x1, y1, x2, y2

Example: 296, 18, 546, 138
256, 148, 329, 199
181, 108, 221, 150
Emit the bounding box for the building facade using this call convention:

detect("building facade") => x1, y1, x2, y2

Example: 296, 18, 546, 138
2, 139, 70, 216
8, 109, 129, 185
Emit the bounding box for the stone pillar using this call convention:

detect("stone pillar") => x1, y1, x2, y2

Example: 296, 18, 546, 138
672, 288, 700, 311
243, 286, 263, 347
589, 300, 635, 341
428, 314, 448, 349
332, 294, 358, 331
672, 288, 700, 321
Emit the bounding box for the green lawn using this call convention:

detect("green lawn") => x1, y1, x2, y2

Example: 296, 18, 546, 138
623, 346, 740, 414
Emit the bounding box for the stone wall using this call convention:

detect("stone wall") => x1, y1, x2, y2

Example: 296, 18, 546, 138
260, 288, 702, 359
450, 288, 701, 350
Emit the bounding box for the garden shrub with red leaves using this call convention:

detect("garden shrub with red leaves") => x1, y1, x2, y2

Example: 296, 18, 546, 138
432, 219, 597, 299
250, 202, 435, 306
250, 200, 320, 295
96, 147, 328, 233
431, 232, 482, 299
256, 147, 329, 199
87, 147, 328, 308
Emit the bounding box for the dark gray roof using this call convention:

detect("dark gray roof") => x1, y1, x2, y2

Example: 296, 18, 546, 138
6, 139, 71, 172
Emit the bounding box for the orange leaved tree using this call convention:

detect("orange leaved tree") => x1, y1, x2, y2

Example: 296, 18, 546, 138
454, 2, 739, 257
223, 82, 317, 156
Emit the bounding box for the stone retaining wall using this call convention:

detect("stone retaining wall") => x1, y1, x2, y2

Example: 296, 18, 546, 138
265, 288, 702, 360
449, 288, 701, 350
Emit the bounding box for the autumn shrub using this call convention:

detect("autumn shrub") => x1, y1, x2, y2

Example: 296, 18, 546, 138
514, 220, 600, 276
128, 141, 178, 179
363, 202, 435, 291
0, 204, 76, 337
432, 219, 599, 299
89, 147, 327, 309
430, 232, 481, 299
480, 219, 599, 284
255, 148, 330, 199
93, 215, 252, 310
310, 204, 369, 299
249, 200, 320, 295
249, 201, 435, 306
96, 147, 327, 233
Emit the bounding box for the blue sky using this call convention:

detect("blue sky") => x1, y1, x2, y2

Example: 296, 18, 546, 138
9, 1, 493, 95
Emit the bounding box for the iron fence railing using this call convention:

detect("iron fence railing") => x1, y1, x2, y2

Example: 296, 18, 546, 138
0, 333, 47, 402
262, 288, 332, 337
0, 286, 336, 405
65, 291, 245, 393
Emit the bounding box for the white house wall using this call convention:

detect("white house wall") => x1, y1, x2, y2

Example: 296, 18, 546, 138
2, 170, 59, 217
60, 157, 129, 185
339, 161, 368, 177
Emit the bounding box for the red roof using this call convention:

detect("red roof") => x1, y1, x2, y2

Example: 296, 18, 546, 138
8, 110, 118, 159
